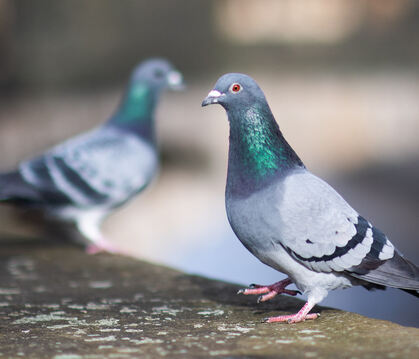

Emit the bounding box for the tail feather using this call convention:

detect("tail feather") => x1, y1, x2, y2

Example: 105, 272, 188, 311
0, 171, 42, 204
350, 251, 419, 291
401, 288, 419, 298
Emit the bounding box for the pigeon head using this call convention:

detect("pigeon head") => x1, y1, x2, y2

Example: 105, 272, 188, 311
202, 73, 304, 195
201, 73, 267, 112
111, 58, 183, 135
131, 58, 184, 91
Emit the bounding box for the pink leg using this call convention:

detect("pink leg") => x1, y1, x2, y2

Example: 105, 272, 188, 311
237, 278, 301, 302
264, 301, 320, 324
76, 219, 124, 255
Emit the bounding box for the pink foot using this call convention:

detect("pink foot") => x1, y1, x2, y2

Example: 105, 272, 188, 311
86, 238, 122, 255
264, 313, 320, 324
86, 244, 106, 255
263, 301, 320, 324
237, 278, 301, 302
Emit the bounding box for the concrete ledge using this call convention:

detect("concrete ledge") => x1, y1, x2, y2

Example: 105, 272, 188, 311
0, 238, 418, 358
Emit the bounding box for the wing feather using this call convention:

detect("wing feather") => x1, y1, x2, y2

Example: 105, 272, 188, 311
16, 126, 156, 208
273, 171, 395, 273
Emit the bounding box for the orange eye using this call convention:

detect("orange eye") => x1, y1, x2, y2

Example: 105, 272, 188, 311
231, 83, 241, 93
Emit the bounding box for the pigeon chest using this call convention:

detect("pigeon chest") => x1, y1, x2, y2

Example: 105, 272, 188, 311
226, 186, 283, 260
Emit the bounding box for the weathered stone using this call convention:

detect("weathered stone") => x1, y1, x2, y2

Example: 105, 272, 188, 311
0, 238, 418, 359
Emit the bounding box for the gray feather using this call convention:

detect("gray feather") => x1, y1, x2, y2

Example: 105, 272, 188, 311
14, 126, 157, 209
349, 251, 419, 290
0, 171, 45, 203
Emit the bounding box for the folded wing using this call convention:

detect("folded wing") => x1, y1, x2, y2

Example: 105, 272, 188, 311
0, 126, 156, 209
272, 170, 419, 291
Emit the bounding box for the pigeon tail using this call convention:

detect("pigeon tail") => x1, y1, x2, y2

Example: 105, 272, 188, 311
0, 171, 42, 204
401, 288, 419, 298
350, 251, 419, 293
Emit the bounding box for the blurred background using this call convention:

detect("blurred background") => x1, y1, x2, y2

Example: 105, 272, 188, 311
0, 0, 418, 326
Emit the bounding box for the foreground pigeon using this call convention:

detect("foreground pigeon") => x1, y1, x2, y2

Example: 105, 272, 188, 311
0, 58, 183, 253
202, 73, 419, 323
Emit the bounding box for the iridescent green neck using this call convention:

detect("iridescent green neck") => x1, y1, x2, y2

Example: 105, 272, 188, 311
227, 104, 303, 196
108, 81, 158, 143
117, 81, 155, 123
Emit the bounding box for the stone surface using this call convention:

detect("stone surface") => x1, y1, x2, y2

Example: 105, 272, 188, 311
0, 238, 418, 359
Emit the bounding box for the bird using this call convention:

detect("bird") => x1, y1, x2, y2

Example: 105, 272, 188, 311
202, 73, 419, 324
0, 58, 184, 254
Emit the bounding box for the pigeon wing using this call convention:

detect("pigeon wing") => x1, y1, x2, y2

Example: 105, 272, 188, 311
18, 127, 156, 208
272, 170, 395, 274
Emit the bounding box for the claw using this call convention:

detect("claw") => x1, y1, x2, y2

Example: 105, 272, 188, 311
283, 289, 301, 297
237, 289, 245, 295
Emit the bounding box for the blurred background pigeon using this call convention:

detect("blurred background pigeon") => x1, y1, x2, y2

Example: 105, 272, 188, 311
0, 58, 183, 253
202, 73, 419, 323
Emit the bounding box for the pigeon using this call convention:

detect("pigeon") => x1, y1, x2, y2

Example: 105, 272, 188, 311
202, 73, 419, 323
0, 58, 184, 253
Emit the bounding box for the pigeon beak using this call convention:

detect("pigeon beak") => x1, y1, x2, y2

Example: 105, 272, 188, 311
202, 90, 224, 107
167, 71, 185, 90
